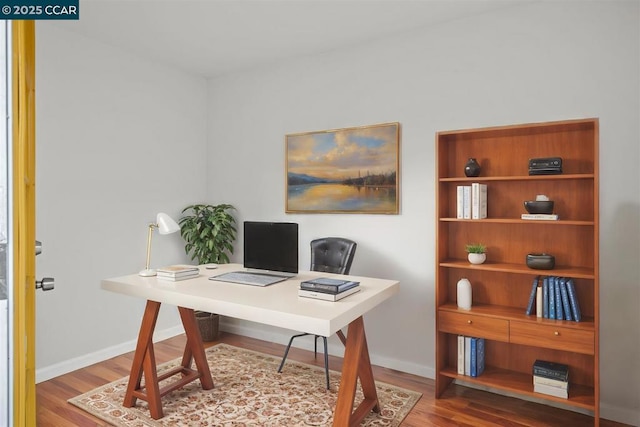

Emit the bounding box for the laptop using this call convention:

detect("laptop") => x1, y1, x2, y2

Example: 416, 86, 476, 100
208, 221, 298, 287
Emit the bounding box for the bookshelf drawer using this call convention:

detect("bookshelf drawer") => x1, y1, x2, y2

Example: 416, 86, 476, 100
510, 322, 594, 355
438, 311, 509, 342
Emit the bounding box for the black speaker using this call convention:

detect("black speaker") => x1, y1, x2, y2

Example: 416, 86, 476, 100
529, 157, 562, 175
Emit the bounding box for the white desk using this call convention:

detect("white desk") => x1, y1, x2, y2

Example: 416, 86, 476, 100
101, 263, 399, 426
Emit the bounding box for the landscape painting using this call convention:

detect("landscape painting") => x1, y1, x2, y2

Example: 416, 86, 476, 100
286, 122, 400, 214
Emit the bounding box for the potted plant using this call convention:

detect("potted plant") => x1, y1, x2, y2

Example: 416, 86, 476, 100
465, 243, 487, 265
179, 203, 237, 341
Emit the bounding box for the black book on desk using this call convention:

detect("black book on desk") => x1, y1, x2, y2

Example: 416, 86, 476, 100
300, 277, 360, 294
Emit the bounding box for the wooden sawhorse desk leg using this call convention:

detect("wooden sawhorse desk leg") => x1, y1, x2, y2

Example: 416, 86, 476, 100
123, 300, 214, 419
333, 316, 380, 427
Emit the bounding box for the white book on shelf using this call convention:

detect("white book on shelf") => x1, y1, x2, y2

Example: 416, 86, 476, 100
534, 382, 568, 399
457, 335, 465, 375
471, 183, 487, 219
521, 213, 559, 220
464, 336, 471, 375
536, 286, 543, 317
533, 375, 569, 390
456, 186, 464, 219
462, 186, 472, 219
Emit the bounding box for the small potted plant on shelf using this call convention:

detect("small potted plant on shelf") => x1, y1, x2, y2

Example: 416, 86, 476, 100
179, 203, 237, 341
465, 243, 487, 265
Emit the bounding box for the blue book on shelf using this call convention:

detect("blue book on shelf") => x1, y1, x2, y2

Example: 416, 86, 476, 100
559, 277, 573, 321
548, 277, 555, 319
476, 338, 485, 376
542, 277, 549, 318
566, 279, 582, 322
525, 276, 540, 315
554, 277, 564, 320
470, 337, 478, 377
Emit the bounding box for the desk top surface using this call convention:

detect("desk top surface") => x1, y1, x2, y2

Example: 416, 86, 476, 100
101, 263, 399, 336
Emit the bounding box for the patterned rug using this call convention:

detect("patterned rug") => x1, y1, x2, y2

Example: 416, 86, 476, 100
68, 343, 421, 426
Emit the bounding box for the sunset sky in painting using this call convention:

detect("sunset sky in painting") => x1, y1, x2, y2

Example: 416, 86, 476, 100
286, 123, 398, 181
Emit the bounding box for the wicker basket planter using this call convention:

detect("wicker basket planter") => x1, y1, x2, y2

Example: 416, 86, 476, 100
195, 311, 219, 342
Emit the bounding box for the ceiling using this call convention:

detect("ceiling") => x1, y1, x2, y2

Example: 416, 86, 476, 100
51, 0, 522, 78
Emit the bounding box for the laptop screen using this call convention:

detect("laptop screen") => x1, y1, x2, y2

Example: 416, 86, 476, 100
243, 221, 299, 275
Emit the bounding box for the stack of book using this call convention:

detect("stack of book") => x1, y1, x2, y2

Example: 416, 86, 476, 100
457, 335, 485, 377
521, 213, 559, 220
456, 183, 487, 220
298, 277, 360, 301
525, 276, 581, 321
157, 265, 200, 281
533, 359, 569, 399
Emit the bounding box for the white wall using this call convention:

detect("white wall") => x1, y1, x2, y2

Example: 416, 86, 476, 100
206, 1, 639, 425
34, 25, 208, 376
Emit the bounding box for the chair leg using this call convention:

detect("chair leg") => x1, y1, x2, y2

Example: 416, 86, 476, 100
321, 335, 330, 390
278, 332, 310, 373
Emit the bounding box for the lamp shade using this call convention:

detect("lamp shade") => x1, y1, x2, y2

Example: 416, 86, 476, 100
156, 212, 180, 235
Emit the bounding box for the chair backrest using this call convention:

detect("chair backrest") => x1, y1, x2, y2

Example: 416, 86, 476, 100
310, 237, 357, 275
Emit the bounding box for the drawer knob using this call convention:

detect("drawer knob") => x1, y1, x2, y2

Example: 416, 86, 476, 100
467, 320, 472, 324
554, 331, 560, 336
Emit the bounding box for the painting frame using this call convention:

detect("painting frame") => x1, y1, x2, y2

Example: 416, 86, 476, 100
285, 122, 400, 214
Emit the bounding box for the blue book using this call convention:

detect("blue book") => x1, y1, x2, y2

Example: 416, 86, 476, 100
476, 338, 485, 377
566, 279, 582, 322
470, 337, 478, 377
559, 277, 573, 321
525, 276, 540, 315
542, 277, 549, 318
554, 277, 564, 320
548, 277, 556, 319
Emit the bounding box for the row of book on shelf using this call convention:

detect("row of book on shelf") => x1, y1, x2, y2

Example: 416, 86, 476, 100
533, 359, 569, 399
456, 183, 487, 219
525, 276, 581, 321
457, 335, 485, 378
157, 265, 200, 281
298, 277, 360, 301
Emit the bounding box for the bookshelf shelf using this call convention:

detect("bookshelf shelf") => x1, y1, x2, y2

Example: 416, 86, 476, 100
440, 366, 596, 411
435, 118, 599, 424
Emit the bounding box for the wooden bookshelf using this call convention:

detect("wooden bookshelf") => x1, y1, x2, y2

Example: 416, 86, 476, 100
435, 118, 600, 425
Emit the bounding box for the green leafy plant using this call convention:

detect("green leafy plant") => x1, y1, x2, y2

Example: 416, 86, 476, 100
465, 243, 487, 254
179, 204, 237, 264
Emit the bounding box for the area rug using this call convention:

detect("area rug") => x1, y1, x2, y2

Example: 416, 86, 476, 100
69, 343, 421, 426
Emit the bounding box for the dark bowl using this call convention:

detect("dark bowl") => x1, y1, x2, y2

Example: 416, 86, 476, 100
524, 200, 554, 214
526, 253, 555, 270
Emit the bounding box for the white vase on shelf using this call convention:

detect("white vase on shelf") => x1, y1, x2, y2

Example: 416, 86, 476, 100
468, 253, 486, 265
457, 278, 472, 310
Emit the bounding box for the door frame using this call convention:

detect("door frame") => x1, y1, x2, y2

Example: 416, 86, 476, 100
10, 20, 36, 427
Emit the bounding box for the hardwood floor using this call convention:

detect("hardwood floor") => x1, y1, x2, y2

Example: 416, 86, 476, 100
37, 332, 629, 426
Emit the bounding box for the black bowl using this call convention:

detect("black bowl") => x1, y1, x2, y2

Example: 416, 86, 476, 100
526, 253, 555, 270
524, 200, 554, 214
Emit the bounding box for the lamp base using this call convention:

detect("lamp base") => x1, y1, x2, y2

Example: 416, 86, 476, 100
139, 269, 157, 277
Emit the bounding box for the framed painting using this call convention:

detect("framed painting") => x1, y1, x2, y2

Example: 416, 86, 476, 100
286, 122, 400, 214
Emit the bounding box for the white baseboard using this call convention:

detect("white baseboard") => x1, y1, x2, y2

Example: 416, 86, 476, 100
219, 318, 432, 378
35, 325, 184, 383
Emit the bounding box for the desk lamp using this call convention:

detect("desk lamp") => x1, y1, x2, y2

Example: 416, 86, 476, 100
139, 212, 180, 277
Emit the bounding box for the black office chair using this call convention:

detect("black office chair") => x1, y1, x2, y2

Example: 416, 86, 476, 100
277, 237, 357, 390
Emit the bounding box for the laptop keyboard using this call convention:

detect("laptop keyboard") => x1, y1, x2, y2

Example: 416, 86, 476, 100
209, 271, 287, 286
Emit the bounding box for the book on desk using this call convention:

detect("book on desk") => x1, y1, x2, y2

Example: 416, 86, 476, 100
299, 277, 360, 301
156, 265, 200, 281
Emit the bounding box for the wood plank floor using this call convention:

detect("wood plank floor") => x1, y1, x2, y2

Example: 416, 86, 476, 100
37, 332, 629, 426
